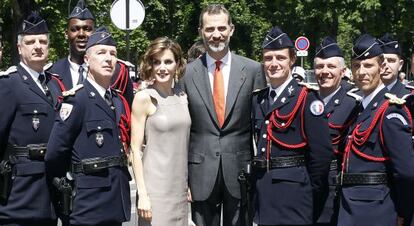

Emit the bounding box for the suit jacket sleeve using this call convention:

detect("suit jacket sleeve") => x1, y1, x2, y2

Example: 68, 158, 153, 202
253, 63, 266, 90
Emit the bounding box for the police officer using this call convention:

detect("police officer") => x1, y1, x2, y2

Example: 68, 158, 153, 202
337, 34, 414, 226
313, 37, 359, 226
49, 0, 94, 89
251, 26, 333, 226
378, 33, 412, 97
49, 0, 134, 106
0, 11, 62, 226
45, 26, 131, 226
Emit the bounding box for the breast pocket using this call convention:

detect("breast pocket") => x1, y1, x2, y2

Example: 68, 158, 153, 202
20, 103, 49, 116
85, 120, 114, 147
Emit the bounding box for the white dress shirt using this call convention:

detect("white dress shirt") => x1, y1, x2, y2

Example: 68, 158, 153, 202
206, 51, 232, 104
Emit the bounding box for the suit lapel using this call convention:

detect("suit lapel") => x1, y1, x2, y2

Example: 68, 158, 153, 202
325, 87, 346, 114
356, 89, 386, 124
85, 81, 116, 120
112, 92, 123, 124
62, 59, 74, 89
390, 80, 404, 95
224, 55, 246, 120
191, 55, 219, 125
18, 65, 53, 106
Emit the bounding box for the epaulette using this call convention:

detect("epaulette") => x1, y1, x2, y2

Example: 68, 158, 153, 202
385, 93, 405, 105
298, 81, 319, 91
43, 62, 53, 71
117, 59, 135, 67
62, 84, 84, 97
253, 87, 267, 94
0, 66, 17, 77
405, 84, 414, 90
346, 87, 363, 102
347, 80, 355, 86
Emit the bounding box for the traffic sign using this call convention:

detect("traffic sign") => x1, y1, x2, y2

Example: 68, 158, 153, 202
295, 36, 310, 51
110, 0, 145, 31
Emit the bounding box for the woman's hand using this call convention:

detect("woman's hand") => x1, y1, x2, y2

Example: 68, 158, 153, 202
137, 194, 152, 222
187, 188, 193, 202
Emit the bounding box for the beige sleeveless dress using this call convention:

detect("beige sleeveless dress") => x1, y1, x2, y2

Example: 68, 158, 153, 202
138, 86, 191, 226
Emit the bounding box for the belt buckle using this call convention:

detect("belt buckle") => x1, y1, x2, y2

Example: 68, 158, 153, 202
27, 144, 46, 160
81, 158, 108, 174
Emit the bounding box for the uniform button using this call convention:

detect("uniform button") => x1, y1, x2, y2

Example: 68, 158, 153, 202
93, 164, 98, 168
33, 110, 38, 114
261, 148, 265, 152
215, 152, 220, 156
348, 135, 352, 139
97, 126, 102, 130
281, 122, 286, 126
265, 120, 269, 125
40, 150, 44, 154
262, 134, 267, 139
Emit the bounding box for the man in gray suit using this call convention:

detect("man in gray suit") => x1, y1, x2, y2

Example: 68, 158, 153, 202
179, 4, 266, 226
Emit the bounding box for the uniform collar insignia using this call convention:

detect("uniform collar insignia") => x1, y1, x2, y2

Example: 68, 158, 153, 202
288, 85, 294, 96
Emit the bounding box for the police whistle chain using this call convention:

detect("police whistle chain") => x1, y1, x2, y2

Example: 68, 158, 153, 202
111, 62, 129, 95
327, 113, 356, 154
341, 100, 412, 176
51, 75, 66, 106
265, 87, 309, 170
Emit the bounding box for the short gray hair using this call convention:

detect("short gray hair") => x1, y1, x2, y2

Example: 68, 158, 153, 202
314, 56, 345, 69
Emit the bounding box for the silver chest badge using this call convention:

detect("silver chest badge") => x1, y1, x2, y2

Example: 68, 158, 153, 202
32, 116, 40, 131
96, 132, 104, 147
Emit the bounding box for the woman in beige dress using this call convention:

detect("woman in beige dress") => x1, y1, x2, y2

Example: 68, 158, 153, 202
130, 37, 191, 226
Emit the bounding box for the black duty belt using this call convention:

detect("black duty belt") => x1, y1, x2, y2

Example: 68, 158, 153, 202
71, 155, 128, 174
330, 159, 338, 171
251, 155, 305, 170
6, 143, 47, 160
338, 172, 388, 185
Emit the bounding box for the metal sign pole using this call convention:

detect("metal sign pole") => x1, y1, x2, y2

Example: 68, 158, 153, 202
301, 57, 304, 68
125, 0, 131, 62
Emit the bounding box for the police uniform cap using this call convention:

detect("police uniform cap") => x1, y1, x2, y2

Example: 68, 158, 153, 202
262, 26, 293, 50
377, 33, 401, 56
85, 26, 116, 50
69, 0, 95, 20
315, 36, 343, 59
352, 34, 382, 60
18, 11, 48, 35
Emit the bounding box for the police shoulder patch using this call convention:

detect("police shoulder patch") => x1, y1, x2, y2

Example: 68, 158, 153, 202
385, 93, 405, 105
386, 113, 408, 126
310, 100, 324, 116
298, 81, 319, 91
60, 103, 73, 121
62, 84, 84, 97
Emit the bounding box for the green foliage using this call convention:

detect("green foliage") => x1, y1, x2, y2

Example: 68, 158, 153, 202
0, 0, 413, 72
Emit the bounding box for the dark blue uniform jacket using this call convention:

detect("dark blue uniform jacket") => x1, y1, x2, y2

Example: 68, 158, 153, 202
45, 80, 131, 225
0, 64, 62, 220
251, 79, 333, 225
338, 87, 414, 226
